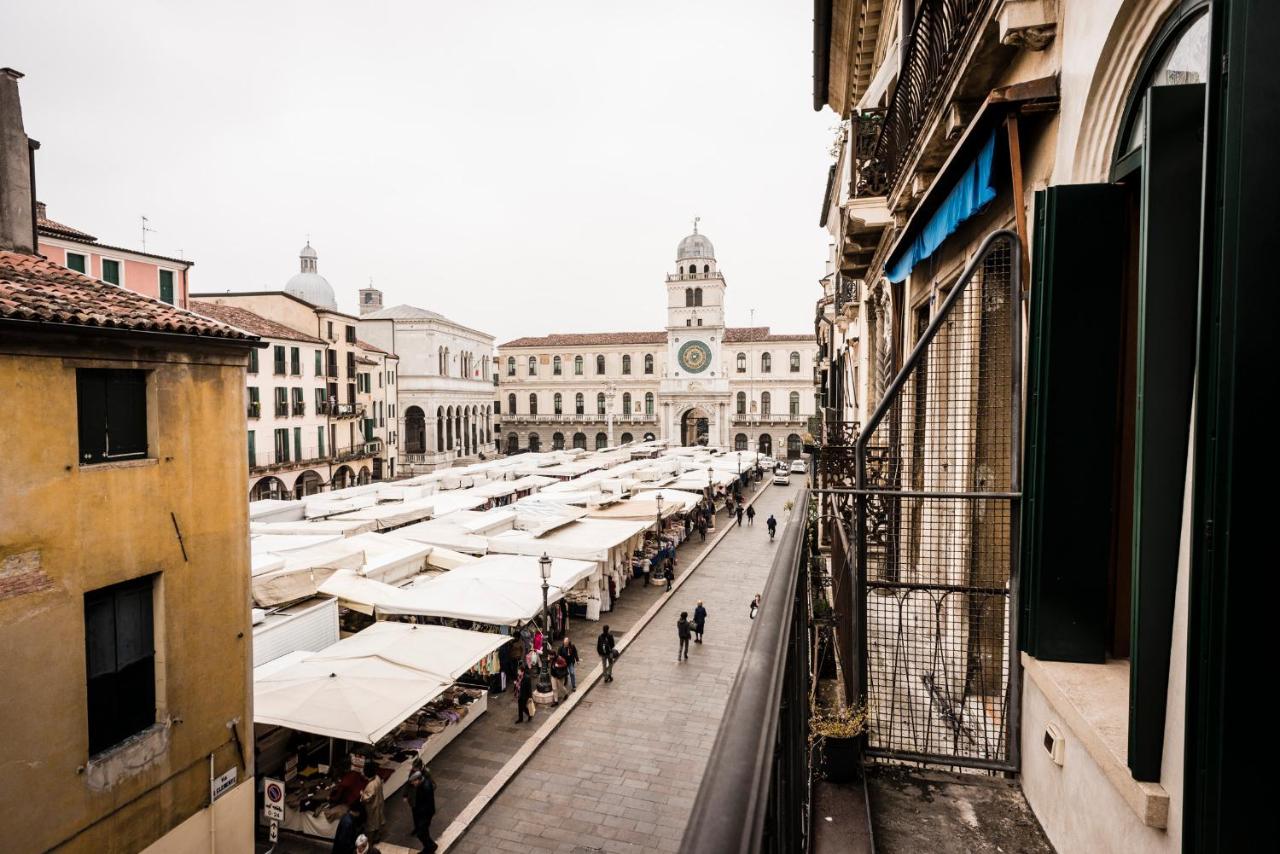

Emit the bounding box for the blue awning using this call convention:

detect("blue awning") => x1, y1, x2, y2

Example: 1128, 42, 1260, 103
885, 129, 999, 283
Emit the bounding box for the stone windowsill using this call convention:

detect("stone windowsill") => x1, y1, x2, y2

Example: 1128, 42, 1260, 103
79, 457, 159, 472
1021, 653, 1169, 829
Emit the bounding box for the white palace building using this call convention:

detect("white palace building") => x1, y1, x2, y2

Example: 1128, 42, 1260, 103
497, 226, 817, 458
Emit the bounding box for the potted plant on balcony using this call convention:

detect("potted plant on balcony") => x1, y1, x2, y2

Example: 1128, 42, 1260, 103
809, 703, 867, 784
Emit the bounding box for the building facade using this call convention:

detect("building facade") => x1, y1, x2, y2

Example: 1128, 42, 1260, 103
0, 67, 256, 851
192, 244, 391, 494
36, 201, 193, 308
357, 289, 496, 475
498, 228, 817, 457
808, 2, 1270, 852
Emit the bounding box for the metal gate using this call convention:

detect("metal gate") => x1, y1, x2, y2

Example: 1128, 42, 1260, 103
854, 230, 1022, 770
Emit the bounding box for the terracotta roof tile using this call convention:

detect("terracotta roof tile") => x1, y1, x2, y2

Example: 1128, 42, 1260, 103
190, 300, 326, 344
36, 212, 96, 242
0, 251, 251, 341
356, 338, 391, 355
500, 327, 813, 348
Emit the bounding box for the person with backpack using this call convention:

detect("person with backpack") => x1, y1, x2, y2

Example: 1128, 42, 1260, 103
746, 504, 756, 526
676, 612, 692, 662
550, 653, 569, 705
597, 625, 617, 683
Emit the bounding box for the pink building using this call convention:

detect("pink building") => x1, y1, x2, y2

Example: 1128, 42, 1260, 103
35, 202, 193, 308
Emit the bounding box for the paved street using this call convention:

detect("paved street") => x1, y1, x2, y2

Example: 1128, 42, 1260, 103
449, 482, 799, 854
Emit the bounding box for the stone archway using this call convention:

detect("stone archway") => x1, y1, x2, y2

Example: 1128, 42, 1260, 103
680, 407, 710, 446
293, 470, 324, 498
251, 476, 287, 501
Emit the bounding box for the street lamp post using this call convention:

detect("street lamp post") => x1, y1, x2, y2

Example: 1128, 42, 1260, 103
654, 494, 665, 587
537, 552, 553, 696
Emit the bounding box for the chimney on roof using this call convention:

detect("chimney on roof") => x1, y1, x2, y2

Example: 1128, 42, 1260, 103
0, 68, 36, 254
35, 200, 45, 220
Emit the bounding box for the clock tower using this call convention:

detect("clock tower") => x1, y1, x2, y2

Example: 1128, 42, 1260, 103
661, 220, 732, 446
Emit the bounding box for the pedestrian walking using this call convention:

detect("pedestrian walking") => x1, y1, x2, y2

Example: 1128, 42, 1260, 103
735, 505, 744, 527
693, 600, 707, 643
598, 624, 617, 683
406, 769, 437, 853
514, 664, 533, 723
550, 653, 570, 704
557, 636, 579, 692
360, 760, 386, 842
697, 520, 706, 542
665, 558, 674, 592
766, 514, 777, 541
746, 505, 756, 526
677, 612, 692, 661
749, 593, 761, 620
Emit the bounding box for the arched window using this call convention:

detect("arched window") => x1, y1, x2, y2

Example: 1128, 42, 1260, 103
622, 393, 632, 415
643, 432, 656, 441
758, 433, 772, 456
789, 391, 800, 416
735, 433, 748, 451
644, 392, 654, 415
575, 392, 584, 415
574, 355, 584, 375
572, 432, 587, 450
761, 392, 771, 416
506, 356, 515, 376
596, 354, 605, 375
527, 356, 539, 376
787, 434, 803, 459
736, 392, 746, 415
644, 353, 654, 374
507, 393, 516, 414
552, 432, 565, 450
529, 433, 541, 452
436, 406, 444, 452
790, 351, 801, 372
761, 352, 772, 373
405, 406, 426, 454
595, 432, 608, 450
506, 432, 518, 453
621, 432, 633, 444
694, 288, 703, 306
553, 392, 563, 415
685, 287, 694, 306
597, 393, 606, 415
553, 355, 562, 375
736, 352, 746, 373
528, 393, 538, 415
703, 264, 710, 274
445, 406, 454, 450
622, 355, 631, 375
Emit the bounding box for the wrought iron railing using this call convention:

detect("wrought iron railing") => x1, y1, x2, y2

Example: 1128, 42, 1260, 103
874, 0, 991, 191
681, 491, 812, 854
851, 108, 888, 198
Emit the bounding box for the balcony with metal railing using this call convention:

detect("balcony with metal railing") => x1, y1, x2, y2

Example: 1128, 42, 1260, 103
318, 400, 366, 419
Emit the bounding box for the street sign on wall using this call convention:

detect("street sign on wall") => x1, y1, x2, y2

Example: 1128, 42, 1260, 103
211, 766, 237, 802
263, 777, 285, 821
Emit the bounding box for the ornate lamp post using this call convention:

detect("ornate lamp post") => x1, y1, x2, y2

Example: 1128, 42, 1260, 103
655, 493, 665, 538
537, 552, 553, 696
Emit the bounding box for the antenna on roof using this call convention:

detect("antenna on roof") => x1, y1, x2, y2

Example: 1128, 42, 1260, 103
141, 216, 156, 251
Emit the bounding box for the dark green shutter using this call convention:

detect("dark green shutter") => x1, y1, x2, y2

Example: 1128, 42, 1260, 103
158, 270, 174, 304
77, 370, 109, 464
101, 259, 120, 285
294, 427, 302, 462
1020, 185, 1127, 663
1128, 83, 1205, 783
67, 253, 86, 273
248, 431, 256, 467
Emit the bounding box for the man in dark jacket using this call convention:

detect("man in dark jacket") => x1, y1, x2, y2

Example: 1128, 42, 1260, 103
331, 801, 365, 854
677, 612, 692, 661
598, 625, 617, 683
557, 636, 579, 692
514, 664, 533, 724
405, 770, 436, 852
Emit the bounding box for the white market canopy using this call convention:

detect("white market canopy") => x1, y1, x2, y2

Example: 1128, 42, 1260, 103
394, 519, 490, 555
249, 499, 305, 523
251, 519, 377, 537
453, 553, 596, 590
485, 518, 649, 563
587, 498, 679, 523
390, 570, 565, 625
631, 488, 702, 513
306, 620, 509, 681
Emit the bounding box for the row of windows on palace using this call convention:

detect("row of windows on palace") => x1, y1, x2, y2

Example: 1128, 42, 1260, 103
505, 351, 806, 377
501, 431, 806, 456
66, 251, 180, 304
499, 389, 806, 417
438, 347, 487, 379
403, 404, 495, 456
247, 383, 396, 420
251, 345, 397, 385
247, 421, 391, 469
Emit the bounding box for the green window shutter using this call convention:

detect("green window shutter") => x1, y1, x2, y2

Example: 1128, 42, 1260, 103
1020, 184, 1128, 663
67, 253, 86, 273
158, 270, 174, 304
101, 259, 120, 285
248, 348, 259, 374
294, 427, 302, 462
315, 350, 322, 375
318, 427, 326, 458
1128, 84, 1204, 783
248, 431, 256, 467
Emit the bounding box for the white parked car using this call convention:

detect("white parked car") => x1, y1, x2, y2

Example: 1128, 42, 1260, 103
772, 468, 791, 486
789, 459, 807, 474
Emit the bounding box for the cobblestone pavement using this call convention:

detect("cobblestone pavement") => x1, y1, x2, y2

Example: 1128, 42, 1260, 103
449, 482, 799, 854
267, 477, 781, 853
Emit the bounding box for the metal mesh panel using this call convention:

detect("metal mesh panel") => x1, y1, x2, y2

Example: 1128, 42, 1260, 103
855, 232, 1020, 769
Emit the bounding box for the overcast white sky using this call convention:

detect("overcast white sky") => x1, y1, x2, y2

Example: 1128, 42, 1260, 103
4, 0, 835, 342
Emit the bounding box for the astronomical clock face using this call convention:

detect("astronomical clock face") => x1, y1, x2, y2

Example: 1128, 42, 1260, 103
677, 340, 712, 374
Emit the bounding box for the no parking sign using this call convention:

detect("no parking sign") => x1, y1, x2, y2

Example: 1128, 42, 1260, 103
263, 777, 285, 821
